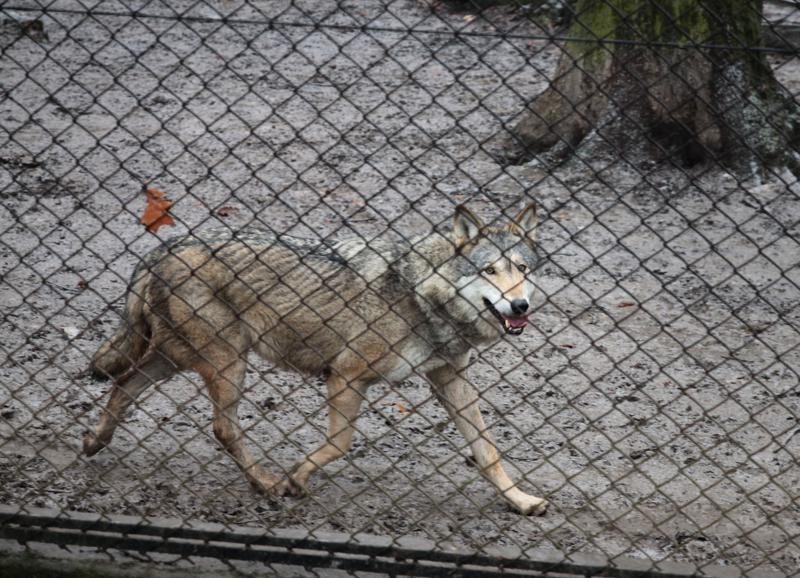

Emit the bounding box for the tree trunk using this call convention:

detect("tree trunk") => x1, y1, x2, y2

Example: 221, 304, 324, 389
510, 0, 800, 174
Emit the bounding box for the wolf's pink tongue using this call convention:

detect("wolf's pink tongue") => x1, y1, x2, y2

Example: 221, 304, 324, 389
504, 316, 528, 329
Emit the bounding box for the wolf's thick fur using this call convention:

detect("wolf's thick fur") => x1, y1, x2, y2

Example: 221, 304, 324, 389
86, 205, 547, 515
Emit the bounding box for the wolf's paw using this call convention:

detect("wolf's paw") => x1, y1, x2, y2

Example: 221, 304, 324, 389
82, 431, 108, 457
83, 432, 108, 457
271, 476, 307, 498
516, 495, 548, 516
244, 467, 283, 496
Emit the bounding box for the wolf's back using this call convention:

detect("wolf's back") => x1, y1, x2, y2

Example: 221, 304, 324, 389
90, 270, 151, 380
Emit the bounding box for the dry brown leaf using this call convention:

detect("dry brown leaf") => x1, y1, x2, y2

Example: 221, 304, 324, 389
141, 187, 175, 233
216, 205, 239, 217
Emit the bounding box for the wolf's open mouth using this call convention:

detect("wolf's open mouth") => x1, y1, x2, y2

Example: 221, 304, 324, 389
483, 298, 529, 335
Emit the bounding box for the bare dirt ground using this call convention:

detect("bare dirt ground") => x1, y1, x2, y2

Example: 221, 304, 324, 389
1, 1, 799, 576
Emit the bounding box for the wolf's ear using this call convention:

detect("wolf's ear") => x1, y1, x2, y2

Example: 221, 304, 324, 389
453, 205, 484, 247
512, 203, 538, 242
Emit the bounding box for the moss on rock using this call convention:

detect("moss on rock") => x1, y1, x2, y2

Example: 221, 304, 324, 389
509, 0, 799, 174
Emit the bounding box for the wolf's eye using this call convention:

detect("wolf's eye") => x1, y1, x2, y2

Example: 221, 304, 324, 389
484, 266, 496, 275
517, 264, 527, 273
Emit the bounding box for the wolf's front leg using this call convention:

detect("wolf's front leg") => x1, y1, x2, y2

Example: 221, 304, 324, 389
274, 370, 368, 496
426, 362, 548, 516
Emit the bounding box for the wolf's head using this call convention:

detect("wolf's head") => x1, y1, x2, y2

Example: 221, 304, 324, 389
440, 204, 539, 339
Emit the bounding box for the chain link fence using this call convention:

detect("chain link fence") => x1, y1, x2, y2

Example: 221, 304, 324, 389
1, 0, 799, 576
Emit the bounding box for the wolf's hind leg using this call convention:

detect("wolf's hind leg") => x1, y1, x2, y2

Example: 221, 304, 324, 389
199, 355, 282, 494
83, 352, 176, 456
275, 371, 367, 497
427, 362, 548, 516
168, 285, 282, 494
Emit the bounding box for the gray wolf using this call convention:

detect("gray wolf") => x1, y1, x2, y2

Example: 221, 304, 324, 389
84, 204, 548, 515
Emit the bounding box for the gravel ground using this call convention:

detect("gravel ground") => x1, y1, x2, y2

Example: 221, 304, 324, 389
1, 1, 799, 576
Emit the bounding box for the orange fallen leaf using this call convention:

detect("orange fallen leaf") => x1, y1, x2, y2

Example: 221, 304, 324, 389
141, 187, 175, 232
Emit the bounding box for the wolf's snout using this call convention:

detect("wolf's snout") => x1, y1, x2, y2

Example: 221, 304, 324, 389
510, 299, 529, 315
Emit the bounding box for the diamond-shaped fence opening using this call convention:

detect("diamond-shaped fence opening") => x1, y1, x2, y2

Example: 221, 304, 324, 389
1, 1, 799, 577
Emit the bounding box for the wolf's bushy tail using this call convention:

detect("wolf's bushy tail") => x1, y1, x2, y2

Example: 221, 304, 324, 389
90, 273, 151, 380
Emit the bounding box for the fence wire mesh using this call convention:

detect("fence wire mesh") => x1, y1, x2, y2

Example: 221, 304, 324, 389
1, 0, 799, 576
